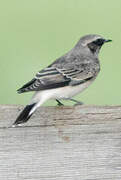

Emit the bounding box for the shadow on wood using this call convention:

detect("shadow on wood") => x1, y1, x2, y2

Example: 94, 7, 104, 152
0, 104, 121, 180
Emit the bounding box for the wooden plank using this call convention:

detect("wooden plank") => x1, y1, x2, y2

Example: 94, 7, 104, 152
0, 104, 121, 180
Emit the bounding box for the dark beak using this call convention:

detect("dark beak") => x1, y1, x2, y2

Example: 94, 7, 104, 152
104, 39, 112, 43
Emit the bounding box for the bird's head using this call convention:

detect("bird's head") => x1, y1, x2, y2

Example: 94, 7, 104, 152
76, 34, 112, 55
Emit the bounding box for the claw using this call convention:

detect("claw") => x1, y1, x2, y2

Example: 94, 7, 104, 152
56, 99, 64, 106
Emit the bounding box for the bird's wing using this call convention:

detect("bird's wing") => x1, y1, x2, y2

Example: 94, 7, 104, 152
17, 67, 70, 93
17, 61, 96, 93
56, 65, 96, 86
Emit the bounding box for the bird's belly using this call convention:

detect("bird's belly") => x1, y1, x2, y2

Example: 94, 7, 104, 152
45, 80, 93, 100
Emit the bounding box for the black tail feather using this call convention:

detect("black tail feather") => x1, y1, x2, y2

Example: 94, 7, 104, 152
13, 103, 36, 126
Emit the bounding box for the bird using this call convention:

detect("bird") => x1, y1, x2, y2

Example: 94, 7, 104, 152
13, 34, 112, 126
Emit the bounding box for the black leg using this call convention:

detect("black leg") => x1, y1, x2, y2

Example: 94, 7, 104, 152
56, 99, 64, 106
67, 98, 84, 105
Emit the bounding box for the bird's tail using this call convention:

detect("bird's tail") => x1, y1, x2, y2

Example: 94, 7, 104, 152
12, 103, 36, 126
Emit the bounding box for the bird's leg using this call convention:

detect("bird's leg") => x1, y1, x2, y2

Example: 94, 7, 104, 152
56, 99, 64, 106
67, 98, 84, 105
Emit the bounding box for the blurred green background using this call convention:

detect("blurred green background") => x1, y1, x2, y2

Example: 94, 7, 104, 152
0, 0, 121, 106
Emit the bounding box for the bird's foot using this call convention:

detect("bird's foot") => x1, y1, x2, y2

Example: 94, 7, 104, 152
56, 99, 64, 106
74, 101, 84, 106
66, 98, 84, 106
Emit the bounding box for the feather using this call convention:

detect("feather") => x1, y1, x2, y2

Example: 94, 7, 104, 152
13, 103, 36, 126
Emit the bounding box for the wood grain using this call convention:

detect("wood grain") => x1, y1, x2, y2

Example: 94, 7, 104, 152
0, 104, 121, 180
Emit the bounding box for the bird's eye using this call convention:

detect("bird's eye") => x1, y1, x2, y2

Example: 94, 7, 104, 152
93, 38, 105, 46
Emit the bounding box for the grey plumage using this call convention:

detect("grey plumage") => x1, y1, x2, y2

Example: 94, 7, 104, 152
13, 34, 111, 126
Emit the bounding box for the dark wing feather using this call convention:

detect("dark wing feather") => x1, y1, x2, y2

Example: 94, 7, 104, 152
17, 55, 99, 93
17, 67, 71, 93
17, 78, 36, 93
17, 64, 96, 93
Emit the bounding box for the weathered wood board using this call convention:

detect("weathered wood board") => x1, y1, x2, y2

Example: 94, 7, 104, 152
0, 104, 121, 180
